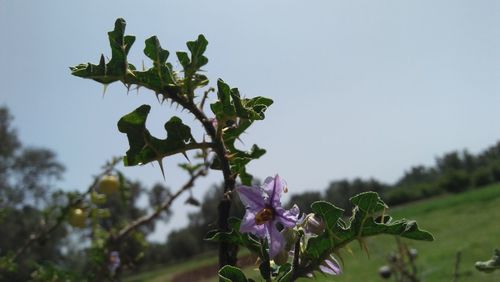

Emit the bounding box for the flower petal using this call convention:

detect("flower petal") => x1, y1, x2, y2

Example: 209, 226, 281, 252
240, 210, 267, 238
275, 204, 300, 228
319, 255, 342, 275
263, 174, 286, 207
236, 185, 265, 211
267, 221, 285, 258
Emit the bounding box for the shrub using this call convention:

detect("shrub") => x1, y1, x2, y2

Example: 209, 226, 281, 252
472, 167, 494, 188
438, 170, 470, 193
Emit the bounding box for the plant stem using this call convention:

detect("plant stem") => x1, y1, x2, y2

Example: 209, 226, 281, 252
121, 76, 239, 268
168, 95, 238, 268
292, 233, 302, 279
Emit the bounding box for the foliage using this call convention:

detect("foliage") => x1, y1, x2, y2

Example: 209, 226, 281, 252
0, 107, 68, 281
208, 191, 433, 280
70, 18, 435, 281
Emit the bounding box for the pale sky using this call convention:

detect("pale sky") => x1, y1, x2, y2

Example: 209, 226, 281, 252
1, 0, 499, 241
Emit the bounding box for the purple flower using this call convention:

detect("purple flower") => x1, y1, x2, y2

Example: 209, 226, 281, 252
236, 175, 300, 258
319, 255, 342, 276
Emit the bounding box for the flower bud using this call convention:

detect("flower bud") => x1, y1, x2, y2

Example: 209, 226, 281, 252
408, 248, 418, 259
304, 214, 325, 235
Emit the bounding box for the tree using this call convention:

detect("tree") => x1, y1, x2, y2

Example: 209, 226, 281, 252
0, 106, 67, 281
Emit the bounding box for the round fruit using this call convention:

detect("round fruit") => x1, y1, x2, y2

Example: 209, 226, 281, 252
378, 265, 392, 279
408, 248, 418, 259
68, 208, 86, 228
98, 175, 120, 195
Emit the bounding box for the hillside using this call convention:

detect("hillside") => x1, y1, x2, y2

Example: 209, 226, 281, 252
125, 184, 500, 282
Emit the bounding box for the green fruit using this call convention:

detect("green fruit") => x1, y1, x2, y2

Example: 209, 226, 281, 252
98, 175, 120, 195
68, 208, 86, 228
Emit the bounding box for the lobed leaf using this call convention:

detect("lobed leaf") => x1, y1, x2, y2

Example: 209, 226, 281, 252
311, 201, 344, 230
70, 18, 135, 84
350, 191, 387, 214
117, 105, 200, 169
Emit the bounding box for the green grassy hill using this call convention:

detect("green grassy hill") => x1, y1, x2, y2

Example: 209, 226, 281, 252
125, 184, 500, 282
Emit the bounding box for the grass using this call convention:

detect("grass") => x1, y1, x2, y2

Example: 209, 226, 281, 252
125, 184, 500, 282
124, 252, 217, 282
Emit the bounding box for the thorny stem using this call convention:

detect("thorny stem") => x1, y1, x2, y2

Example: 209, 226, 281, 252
167, 93, 238, 268
260, 239, 272, 282
122, 75, 239, 268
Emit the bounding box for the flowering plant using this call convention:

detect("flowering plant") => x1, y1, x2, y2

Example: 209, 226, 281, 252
69, 18, 434, 281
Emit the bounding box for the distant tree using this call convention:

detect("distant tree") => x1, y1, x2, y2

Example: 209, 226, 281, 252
438, 170, 470, 193
396, 165, 438, 187
0, 106, 66, 281
436, 151, 464, 173
324, 178, 388, 211
286, 191, 322, 214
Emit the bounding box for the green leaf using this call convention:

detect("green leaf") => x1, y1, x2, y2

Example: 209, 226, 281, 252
306, 234, 332, 259
311, 201, 344, 230
212, 79, 273, 122
90, 191, 107, 205
277, 263, 293, 282
212, 79, 236, 118
144, 36, 169, 66
176, 34, 209, 93
117, 105, 200, 169
91, 208, 111, 219
205, 218, 261, 254
218, 265, 247, 282
360, 218, 434, 241
131, 36, 178, 93
187, 34, 209, 69
350, 191, 388, 214
70, 18, 135, 84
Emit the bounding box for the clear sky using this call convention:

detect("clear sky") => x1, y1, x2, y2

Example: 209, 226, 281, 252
1, 0, 499, 241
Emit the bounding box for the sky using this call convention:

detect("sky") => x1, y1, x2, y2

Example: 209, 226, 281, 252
1, 0, 499, 242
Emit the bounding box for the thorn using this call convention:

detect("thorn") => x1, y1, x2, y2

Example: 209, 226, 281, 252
236, 137, 245, 145
99, 54, 106, 66
157, 159, 166, 181
125, 84, 131, 95
102, 84, 109, 98
155, 92, 161, 104
181, 151, 190, 162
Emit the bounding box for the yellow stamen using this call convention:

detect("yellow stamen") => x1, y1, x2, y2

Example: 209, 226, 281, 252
255, 208, 274, 225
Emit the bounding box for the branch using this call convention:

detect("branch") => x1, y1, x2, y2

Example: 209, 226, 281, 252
113, 166, 207, 240
199, 87, 214, 111
11, 167, 111, 262
94, 165, 208, 281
